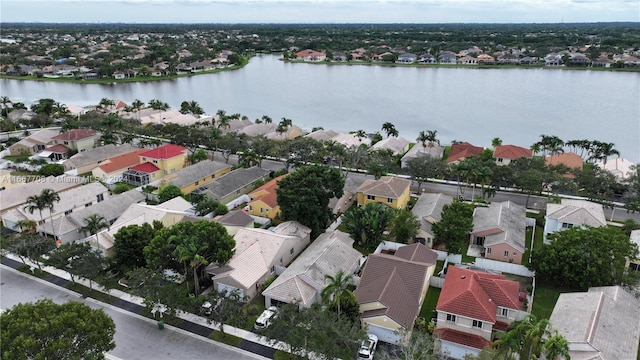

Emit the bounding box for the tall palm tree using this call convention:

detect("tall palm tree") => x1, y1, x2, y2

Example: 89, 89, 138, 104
321, 270, 354, 316
425, 130, 439, 148
417, 130, 429, 151
381, 122, 398, 138
543, 329, 571, 360
131, 99, 144, 120
23, 194, 47, 235
261, 115, 272, 124
40, 189, 61, 241
354, 129, 367, 143
15, 219, 38, 233
98, 97, 115, 112
80, 214, 110, 252
173, 235, 209, 296
491, 137, 503, 148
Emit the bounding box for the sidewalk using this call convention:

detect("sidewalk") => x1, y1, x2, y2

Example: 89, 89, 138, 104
0, 254, 291, 359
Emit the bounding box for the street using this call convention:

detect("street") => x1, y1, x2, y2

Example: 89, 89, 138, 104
0, 266, 267, 360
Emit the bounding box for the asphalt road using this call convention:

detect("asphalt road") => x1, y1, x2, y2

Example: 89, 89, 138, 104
0, 265, 267, 360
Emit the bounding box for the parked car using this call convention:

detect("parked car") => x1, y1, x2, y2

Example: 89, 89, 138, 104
254, 306, 278, 330
357, 334, 378, 360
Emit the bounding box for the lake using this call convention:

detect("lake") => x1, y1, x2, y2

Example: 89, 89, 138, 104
2, 55, 639, 162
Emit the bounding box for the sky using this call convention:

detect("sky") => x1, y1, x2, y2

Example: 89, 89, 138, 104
0, 0, 638, 24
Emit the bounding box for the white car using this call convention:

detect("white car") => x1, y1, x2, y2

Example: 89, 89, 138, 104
357, 334, 378, 360
254, 306, 278, 330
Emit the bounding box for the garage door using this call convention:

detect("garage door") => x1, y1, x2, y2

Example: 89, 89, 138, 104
366, 324, 402, 344
441, 340, 480, 360
217, 283, 244, 298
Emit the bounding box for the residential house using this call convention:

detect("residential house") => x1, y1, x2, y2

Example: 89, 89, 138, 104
198, 167, 272, 205
477, 54, 495, 64
122, 144, 188, 186
400, 144, 445, 169
2, 182, 109, 233
165, 159, 231, 194
470, 201, 527, 264
545, 152, 583, 178
0, 175, 84, 223
50, 128, 97, 152
8, 128, 58, 156
497, 53, 520, 65
458, 55, 477, 65
356, 176, 412, 210
7, 109, 38, 123
214, 210, 255, 236
568, 52, 590, 66
596, 157, 636, 180
418, 54, 436, 64
295, 49, 326, 62
355, 243, 438, 344
264, 124, 305, 141
446, 142, 484, 164
94, 196, 193, 256
545, 52, 563, 66
397, 53, 417, 63
304, 129, 338, 142
0, 169, 17, 191
438, 52, 458, 64
91, 148, 150, 184
370, 136, 410, 156
262, 230, 363, 308
332, 52, 347, 62
240, 123, 278, 137
331, 132, 372, 148
492, 145, 532, 166
205, 221, 311, 301
519, 56, 539, 65
247, 174, 287, 220
64, 144, 139, 174
38, 144, 69, 161
543, 199, 606, 243
435, 266, 527, 359
36, 189, 145, 244
628, 230, 640, 272
411, 193, 454, 247
549, 286, 640, 360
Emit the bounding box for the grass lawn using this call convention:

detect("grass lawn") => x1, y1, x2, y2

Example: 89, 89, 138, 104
273, 350, 304, 360
460, 242, 476, 263
209, 331, 243, 347
419, 286, 441, 320
531, 283, 571, 320
523, 224, 544, 264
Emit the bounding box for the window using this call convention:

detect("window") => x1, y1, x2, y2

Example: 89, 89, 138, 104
260, 208, 264, 213
562, 222, 574, 229
472, 320, 483, 328
486, 248, 491, 254
171, 169, 176, 173
501, 308, 509, 317
64, 210, 72, 215
142, 157, 146, 162
163, 170, 168, 175
367, 195, 375, 200
249, 205, 253, 211
513, 252, 517, 256
195, 181, 199, 186
387, 198, 393, 203
446, 314, 456, 323
64, 141, 69, 145
270, 266, 275, 272
497, 157, 504, 163
504, 251, 509, 257
85, 203, 92, 207
290, 248, 294, 255
153, 159, 158, 164
96, 194, 104, 202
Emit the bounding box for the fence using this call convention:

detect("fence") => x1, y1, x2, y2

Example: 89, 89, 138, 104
474, 258, 535, 277
429, 276, 445, 288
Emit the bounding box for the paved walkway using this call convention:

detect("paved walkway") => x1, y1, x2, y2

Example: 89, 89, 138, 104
0, 254, 292, 359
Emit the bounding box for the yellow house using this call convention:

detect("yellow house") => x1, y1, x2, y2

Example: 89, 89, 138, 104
123, 144, 188, 186
165, 159, 231, 194
356, 176, 412, 209
247, 174, 288, 220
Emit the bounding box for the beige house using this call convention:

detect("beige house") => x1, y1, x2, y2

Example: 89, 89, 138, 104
355, 243, 437, 344
370, 136, 410, 156
64, 144, 139, 174
50, 129, 97, 152
356, 176, 412, 210
411, 193, 454, 247
8, 128, 59, 156
205, 221, 311, 301
262, 230, 363, 308
543, 199, 606, 244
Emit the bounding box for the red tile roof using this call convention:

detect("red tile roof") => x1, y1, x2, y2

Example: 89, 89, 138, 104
140, 144, 187, 160
436, 266, 521, 322
98, 148, 149, 174
129, 162, 160, 173
447, 142, 484, 163
435, 328, 492, 350
493, 145, 532, 160
51, 128, 97, 141
45, 144, 68, 153
248, 174, 288, 208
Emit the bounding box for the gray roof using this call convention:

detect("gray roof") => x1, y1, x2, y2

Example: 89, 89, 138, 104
401, 144, 445, 166
304, 129, 338, 142
471, 201, 526, 252
215, 210, 254, 227
546, 199, 607, 228
411, 193, 454, 237
550, 286, 640, 360
0, 175, 85, 212
64, 144, 138, 168
262, 230, 362, 306
201, 167, 271, 200
38, 189, 146, 236
169, 160, 231, 189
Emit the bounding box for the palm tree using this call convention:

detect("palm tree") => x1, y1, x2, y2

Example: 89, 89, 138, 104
148, 99, 169, 121
321, 270, 354, 316
215, 109, 230, 130
417, 130, 429, 151
354, 129, 367, 143
261, 115, 272, 124
23, 194, 47, 234
132, 99, 144, 120
40, 189, 61, 241
491, 137, 503, 148
543, 330, 570, 360
381, 122, 398, 138
189, 100, 204, 115
80, 214, 110, 252
15, 219, 37, 233
173, 235, 209, 296
98, 97, 115, 112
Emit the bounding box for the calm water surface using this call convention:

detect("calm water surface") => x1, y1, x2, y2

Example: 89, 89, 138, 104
2, 55, 639, 162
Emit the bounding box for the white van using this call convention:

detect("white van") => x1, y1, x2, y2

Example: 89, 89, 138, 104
254, 306, 277, 330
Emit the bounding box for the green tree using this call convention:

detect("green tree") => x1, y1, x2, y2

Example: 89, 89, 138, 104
405, 155, 447, 189
195, 199, 228, 217
381, 122, 399, 138
172, 233, 209, 296
158, 184, 184, 203
24, 188, 60, 241
432, 200, 474, 254
276, 166, 344, 238
341, 202, 391, 250
321, 270, 354, 317
0, 299, 116, 360
201, 289, 247, 337
38, 163, 65, 176
80, 214, 110, 252
377, 329, 443, 360
188, 148, 208, 164
491, 137, 503, 148
388, 208, 420, 243
0, 232, 55, 270
543, 329, 571, 360
113, 223, 156, 270
43, 242, 97, 284
529, 226, 639, 289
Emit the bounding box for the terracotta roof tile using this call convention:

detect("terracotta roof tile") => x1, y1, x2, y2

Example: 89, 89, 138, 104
435, 328, 492, 350
130, 162, 160, 173
447, 142, 484, 163
356, 176, 411, 199
51, 128, 97, 141
140, 144, 187, 160
46, 144, 69, 153
249, 174, 288, 208
97, 149, 149, 174
493, 145, 532, 160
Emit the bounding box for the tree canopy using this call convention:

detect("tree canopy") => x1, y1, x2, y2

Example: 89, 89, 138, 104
529, 226, 639, 289
341, 202, 392, 250
158, 184, 184, 203
431, 200, 474, 254
1, 299, 116, 360
113, 223, 158, 270
276, 166, 344, 238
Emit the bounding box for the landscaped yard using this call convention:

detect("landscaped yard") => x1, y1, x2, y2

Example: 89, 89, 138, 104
419, 286, 441, 321
531, 282, 569, 320
523, 223, 544, 265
